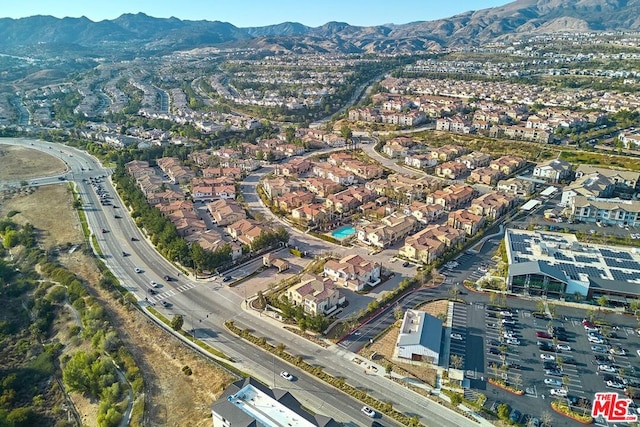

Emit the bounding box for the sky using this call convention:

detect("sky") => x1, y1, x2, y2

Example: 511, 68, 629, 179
2, 0, 513, 27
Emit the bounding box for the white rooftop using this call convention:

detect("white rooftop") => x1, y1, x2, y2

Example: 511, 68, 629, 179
227, 384, 316, 427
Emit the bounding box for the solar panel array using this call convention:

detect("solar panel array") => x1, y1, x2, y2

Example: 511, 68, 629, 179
553, 252, 573, 262
600, 248, 633, 260
604, 258, 640, 270
540, 234, 571, 244
511, 242, 532, 254
575, 256, 599, 263
611, 269, 640, 282
555, 262, 605, 281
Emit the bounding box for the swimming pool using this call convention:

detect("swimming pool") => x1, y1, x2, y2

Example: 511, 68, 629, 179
331, 225, 356, 239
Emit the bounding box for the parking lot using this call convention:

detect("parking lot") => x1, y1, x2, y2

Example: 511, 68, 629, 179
457, 297, 640, 426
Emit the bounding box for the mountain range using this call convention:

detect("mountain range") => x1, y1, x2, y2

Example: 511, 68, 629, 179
1, 0, 640, 57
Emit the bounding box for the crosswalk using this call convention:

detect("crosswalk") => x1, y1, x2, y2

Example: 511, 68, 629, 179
147, 282, 196, 303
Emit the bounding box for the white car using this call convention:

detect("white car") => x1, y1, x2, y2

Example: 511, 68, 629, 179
501, 319, 516, 325
450, 333, 463, 341
506, 338, 521, 345
544, 378, 562, 387
598, 364, 617, 373
280, 371, 293, 381
550, 388, 568, 397
588, 336, 605, 344
361, 406, 376, 418
500, 311, 514, 317
607, 380, 625, 389
503, 332, 516, 339
134, 267, 142, 273
540, 353, 555, 361
556, 344, 572, 351
584, 325, 600, 332
150, 281, 159, 288
636, 349, 640, 357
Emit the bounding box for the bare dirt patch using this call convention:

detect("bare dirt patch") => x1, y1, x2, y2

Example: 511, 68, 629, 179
0, 144, 67, 180
1, 147, 233, 426
359, 299, 449, 386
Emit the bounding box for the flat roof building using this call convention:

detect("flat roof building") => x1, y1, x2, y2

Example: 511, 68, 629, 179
505, 229, 640, 303
212, 378, 340, 427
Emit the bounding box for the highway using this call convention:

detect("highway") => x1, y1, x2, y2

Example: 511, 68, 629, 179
1, 137, 479, 427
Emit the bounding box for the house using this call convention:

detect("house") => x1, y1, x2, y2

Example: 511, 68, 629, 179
533, 159, 573, 183
570, 196, 640, 227
560, 172, 615, 207
468, 167, 503, 185
456, 152, 492, 170
291, 203, 327, 225
447, 209, 486, 236
496, 177, 535, 198
207, 199, 246, 226
403, 200, 446, 224
574, 165, 640, 192
435, 161, 468, 179
396, 310, 442, 364
490, 155, 527, 176
323, 254, 381, 291
469, 192, 516, 220
263, 253, 290, 273
356, 213, 417, 248
286, 274, 341, 316
400, 225, 466, 264
405, 154, 437, 169
426, 184, 475, 210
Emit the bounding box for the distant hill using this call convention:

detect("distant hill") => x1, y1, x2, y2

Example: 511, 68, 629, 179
1, 1, 639, 56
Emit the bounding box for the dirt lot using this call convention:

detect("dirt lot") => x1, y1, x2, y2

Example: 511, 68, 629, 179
0, 146, 233, 427
0, 144, 66, 181
359, 300, 449, 386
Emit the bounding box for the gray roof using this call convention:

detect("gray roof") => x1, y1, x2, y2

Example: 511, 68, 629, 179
212, 377, 341, 427
397, 311, 442, 352
589, 277, 640, 296
509, 260, 567, 283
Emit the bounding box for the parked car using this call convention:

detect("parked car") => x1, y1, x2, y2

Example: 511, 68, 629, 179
509, 409, 522, 423
550, 388, 568, 397
506, 338, 521, 345
450, 333, 463, 341
544, 378, 562, 387
589, 336, 605, 344
545, 369, 562, 377
222, 276, 232, 282
489, 347, 501, 355
502, 318, 516, 325
540, 354, 555, 361
556, 344, 572, 351
607, 380, 625, 389
598, 364, 617, 373
536, 331, 552, 339
487, 339, 501, 346
592, 345, 609, 353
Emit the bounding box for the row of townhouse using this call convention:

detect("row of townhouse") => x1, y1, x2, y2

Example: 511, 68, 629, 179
156, 157, 196, 184
618, 129, 640, 149
366, 174, 443, 202
327, 153, 385, 180
399, 225, 466, 265
467, 155, 528, 185
206, 199, 247, 226
191, 176, 237, 202
533, 159, 573, 183
356, 213, 418, 249
347, 107, 427, 126
570, 196, 640, 227
185, 229, 243, 261
425, 184, 476, 211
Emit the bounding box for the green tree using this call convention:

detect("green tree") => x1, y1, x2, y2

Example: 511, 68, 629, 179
450, 393, 463, 407
171, 315, 184, 331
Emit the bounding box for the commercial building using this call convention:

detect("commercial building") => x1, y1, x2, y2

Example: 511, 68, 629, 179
505, 229, 640, 303
211, 377, 340, 427
395, 310, 442, 365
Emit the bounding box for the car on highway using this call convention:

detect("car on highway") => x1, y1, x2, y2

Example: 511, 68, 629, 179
550, 388, 568, 397
114, 215, 121, 219
160, 300, 168, 307
101, 228, 108, 233
134, 267, 142, 273
450, 333, 463, 341
149, 289, 157, 295
361, 406, 376, 418
163, 275, 173, 281
402, 261, 410, 267
544, 378, 562, 386
280, 371, 293, 381
150, 281, 159, 288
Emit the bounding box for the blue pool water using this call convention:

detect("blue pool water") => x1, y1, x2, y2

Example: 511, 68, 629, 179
331, 226, 356, 239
